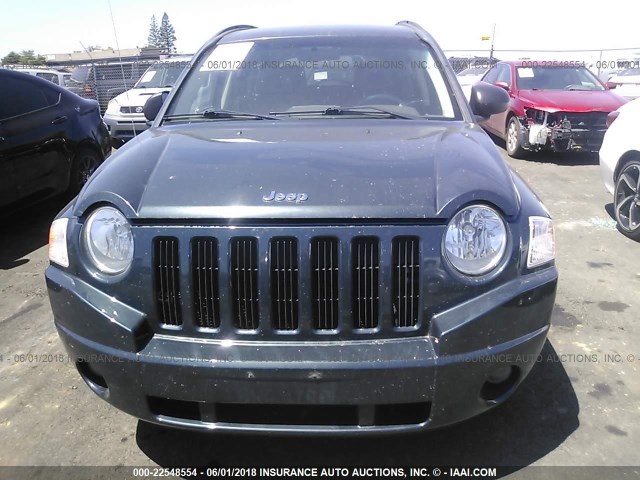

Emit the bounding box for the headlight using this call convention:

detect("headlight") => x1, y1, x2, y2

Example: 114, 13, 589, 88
49, 218, 69, 268
527, 216, 555, 268
105, 99, 119, 115
444, 205, 507, 276
83, 207, 134, 274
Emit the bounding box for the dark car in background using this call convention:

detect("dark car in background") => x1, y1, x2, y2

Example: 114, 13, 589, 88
72, 61, 152, 113
0, 69, 110, 210
46, 22, 557, 434
480, 61, 628, 157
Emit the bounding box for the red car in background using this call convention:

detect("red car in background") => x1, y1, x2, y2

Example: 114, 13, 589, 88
478, 61, 628, 158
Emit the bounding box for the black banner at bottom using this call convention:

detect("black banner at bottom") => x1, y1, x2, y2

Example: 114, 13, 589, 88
1, 466, 639, 480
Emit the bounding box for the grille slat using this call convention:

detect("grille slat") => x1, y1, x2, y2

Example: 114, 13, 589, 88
270, 238, 299, 330
154, 237, 182, 326
392, 237, 420, 328
192, 238, 220, 328
311, 238, 339, 330
352, 237, 379, 329
231, 238, 259, 329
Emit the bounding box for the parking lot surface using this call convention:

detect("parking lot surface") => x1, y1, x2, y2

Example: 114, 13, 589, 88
0, 141, 638, 473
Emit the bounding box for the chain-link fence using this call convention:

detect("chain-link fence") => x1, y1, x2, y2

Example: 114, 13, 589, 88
60, 59, 155, 114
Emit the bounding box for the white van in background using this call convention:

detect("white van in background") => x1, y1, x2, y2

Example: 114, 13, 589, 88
103, 56, 191, 147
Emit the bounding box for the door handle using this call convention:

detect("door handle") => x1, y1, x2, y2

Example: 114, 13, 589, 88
51, 116, 67, 125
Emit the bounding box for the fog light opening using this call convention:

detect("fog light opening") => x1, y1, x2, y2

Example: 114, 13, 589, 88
481, 365, 520, 403
76, 359, 109, 396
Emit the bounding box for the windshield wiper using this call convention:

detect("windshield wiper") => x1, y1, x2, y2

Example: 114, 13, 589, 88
163, 109, 280, 122
269, 106, 413, 119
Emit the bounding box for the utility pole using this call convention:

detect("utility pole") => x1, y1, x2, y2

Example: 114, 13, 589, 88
489, 24, 496, 61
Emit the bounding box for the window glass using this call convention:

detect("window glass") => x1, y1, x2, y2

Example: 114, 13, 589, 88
36, 72, 59, 85
168, 36, 461, 119
0, 76, 57, 120
516, 66, 604, 91
482, 65, 499, 84
135, 61, 189, 88
496, 65, 511, 85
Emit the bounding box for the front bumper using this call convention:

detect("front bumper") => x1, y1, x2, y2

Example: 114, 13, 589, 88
103, 113, 148, 147
518, 115, 607, 153
46, 265, 557, 433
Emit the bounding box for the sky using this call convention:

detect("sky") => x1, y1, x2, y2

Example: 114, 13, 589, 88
1, 0, 640, 63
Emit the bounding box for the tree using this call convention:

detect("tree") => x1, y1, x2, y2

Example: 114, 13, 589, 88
1, 50, 46, 65
157, 12, 177, 53
1, 51, 21, 65
147, 15, 160, 48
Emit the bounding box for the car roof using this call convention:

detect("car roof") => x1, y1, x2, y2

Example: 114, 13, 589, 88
219, 24, 419, 43
3, 67, 67, 74
0, 68, 68, 92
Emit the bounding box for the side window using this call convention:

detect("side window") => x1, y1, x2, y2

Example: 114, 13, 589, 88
36, 72, 59, 85
482, 65, 499, 84
496, 65, 512, 86
0, 76, 58, 120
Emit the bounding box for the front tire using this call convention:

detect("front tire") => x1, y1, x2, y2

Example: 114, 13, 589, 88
505, 117, 526, 159
67, 148, 102, 196
614, 160, 640, 241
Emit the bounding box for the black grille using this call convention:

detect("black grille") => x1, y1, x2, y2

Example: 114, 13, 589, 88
351, 237, 380, 329
154, 237, 182, 326
119, 106, 144, 114
151, 232, 425, 335
191, 238, 220, 328
392, 237, 420, 327
311, 237, 339, 330
561, 112, 608, 129
270, 238, 299, 330
230, 237, 259, 329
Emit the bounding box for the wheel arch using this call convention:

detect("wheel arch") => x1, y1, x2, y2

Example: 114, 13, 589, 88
614, 150, 640, 182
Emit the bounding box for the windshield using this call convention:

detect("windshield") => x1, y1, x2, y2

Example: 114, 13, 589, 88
135, 60, 190, 88
167, 36, 461, 120
63, 74, 80, 87
515, 66, 605, 91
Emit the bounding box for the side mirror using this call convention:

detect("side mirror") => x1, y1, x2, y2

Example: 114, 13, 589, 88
469, 82, 510, 119
605, 82, 618, 90
494, 81, 510, 92
143, 91, 170, 122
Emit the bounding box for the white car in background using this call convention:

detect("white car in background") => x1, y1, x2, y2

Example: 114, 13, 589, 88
599, 97, 640, 240
457, 67, 488, 100
606, 68, 640, 99
103, 56, 191, 147
7, 67, 82, 94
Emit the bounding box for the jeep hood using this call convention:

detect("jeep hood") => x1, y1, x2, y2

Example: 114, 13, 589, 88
518, 89, 627, 113
75, 120, 520, 220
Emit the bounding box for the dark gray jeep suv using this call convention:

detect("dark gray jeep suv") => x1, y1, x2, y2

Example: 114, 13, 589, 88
45, 22, 558, 433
